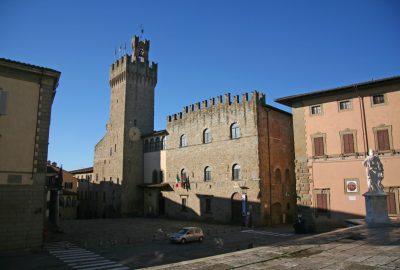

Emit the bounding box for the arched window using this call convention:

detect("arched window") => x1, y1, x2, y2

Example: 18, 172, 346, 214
150, 138, 155, 152
159, 170, 164, 182
155, 137, 160, 151
152, 170, 158, 184
231, 123, 240, 139
161, 136, 166, 150
232, 164, 241, 180
204, 166, 212, 181
275, 168, 282, 183
203, 129, 211, 144
181, 169, 187, 181
180, 134, 187, 148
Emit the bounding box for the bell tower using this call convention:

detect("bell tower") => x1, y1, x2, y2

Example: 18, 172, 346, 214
93, 35, 157, 216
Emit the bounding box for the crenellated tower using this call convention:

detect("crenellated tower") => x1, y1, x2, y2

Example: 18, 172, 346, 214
94, 35, 157, 216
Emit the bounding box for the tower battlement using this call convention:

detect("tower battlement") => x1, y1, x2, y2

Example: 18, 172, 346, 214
167, 91, 266, 122
109, 36, 157, 88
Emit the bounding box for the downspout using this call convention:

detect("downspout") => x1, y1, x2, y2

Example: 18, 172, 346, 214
32, 68, 44, 179
357, 86, 369, 155
266, 108, 272, 226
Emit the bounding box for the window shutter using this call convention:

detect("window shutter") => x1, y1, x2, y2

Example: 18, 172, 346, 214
316, 193, 327, 213
387, 192, 397, 215
314, 137, 324, 156
377, 130, 390, 151
0, 90, 8, 115
343, 134, 354, 154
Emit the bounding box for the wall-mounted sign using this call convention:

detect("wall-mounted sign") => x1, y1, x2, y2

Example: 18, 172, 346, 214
344, 179, 359, 194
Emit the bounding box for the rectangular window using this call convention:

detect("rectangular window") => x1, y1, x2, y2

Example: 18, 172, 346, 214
372, 94, 385, 105
181, 198, 187, 211
342, 133, 355, 154
339, 100, 351, 111
377, 129, 390, 151
387, 192, 397, 215
205, 198, 211, 213
310, 105, 322, 115
313, 137, 325, 156
0, 89, 8, 115
316, 193, 328, 213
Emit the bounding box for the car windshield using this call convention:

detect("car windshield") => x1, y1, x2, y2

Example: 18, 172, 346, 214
177, 229, 189, 235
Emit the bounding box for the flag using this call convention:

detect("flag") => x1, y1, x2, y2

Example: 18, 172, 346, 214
185, 176, 191, 191
175, 174, 180, 187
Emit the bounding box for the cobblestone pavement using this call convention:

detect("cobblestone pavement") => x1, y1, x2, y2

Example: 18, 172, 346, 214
47, 218, 250, 249
144, 223, 400, 270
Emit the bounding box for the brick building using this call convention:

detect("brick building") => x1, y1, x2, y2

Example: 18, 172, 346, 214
0, 58, 60, 250
276, 76, 400, 231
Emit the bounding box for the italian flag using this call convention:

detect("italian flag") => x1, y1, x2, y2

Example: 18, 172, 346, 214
175, 174, 181, 187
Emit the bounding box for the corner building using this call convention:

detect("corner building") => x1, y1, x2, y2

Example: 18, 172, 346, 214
157, 93, 296, 226
276, 76, 400, 231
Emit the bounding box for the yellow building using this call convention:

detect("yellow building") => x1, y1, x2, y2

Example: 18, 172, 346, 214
0, 58, 60, 250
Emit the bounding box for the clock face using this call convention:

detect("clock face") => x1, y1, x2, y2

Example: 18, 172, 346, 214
128, 127, 141, 142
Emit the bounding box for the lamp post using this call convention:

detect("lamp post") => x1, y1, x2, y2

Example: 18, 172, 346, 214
240, 186, 249, 227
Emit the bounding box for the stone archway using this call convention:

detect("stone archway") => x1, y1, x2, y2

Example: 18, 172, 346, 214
231, 192, 242, 224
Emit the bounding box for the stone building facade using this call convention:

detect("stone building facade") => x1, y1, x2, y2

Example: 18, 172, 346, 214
93, 36, 157, 216
154, 92, 295, 226
92, 35, 295, 226
276, 76, 400, 231
0, 58, 60, 250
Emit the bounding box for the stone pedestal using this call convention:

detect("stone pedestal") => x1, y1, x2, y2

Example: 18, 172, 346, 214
363, 192, 390, 224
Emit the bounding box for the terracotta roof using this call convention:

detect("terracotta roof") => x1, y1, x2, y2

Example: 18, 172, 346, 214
142, 129, 168, 138
275, 75, 400, 107
69, 167, 94, 174
0, 57, 61, 75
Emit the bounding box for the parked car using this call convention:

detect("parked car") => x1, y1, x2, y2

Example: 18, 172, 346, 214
169, 227, 204, 244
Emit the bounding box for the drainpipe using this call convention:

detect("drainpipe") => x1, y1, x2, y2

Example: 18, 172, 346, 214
357, 86, 369, 155
266, 108, 272, 226
32, 68, 44, 179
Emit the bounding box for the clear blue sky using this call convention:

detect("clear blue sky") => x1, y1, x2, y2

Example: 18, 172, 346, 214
1, 0, 399, 171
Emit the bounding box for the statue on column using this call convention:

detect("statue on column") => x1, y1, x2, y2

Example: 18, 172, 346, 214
363, 149, 384, 193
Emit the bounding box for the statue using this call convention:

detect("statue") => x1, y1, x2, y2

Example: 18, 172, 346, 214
363, 149, 384, 193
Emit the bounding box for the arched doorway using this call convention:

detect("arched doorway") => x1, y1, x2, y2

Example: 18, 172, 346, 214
158, 193, 165, 215
271, 202, 282, 225
231, 192, 243, 224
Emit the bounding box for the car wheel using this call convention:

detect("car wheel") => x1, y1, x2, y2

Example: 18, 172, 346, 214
199, 236, 203, 243
181, 238, 186, 244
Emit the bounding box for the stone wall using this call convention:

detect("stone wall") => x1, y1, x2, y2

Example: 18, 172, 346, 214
163, 92, 263, 225
93, 36, 157, 216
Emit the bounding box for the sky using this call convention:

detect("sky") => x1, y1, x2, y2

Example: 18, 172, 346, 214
1, 0, 399, 171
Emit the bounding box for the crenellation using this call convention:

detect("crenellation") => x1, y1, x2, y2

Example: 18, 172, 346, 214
224, 93, 231, 104
166, 91, 264, 124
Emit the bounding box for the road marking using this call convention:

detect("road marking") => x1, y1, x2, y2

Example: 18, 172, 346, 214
46, 242, 130, 270
241, 229, 294, 237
